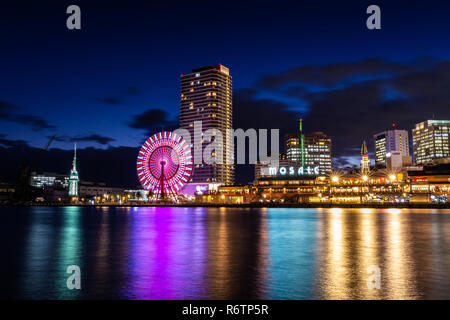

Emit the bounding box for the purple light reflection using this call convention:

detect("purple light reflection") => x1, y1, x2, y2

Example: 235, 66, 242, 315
127, 207, 208, 299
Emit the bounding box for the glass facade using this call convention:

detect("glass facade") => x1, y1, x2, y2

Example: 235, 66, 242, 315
413, 120, 450, 164
180, 65, 234, 185
285, 132, 332, 175
374, 130, 410, 166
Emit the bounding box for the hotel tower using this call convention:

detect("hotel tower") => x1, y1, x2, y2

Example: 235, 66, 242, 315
179, 64, 234, 185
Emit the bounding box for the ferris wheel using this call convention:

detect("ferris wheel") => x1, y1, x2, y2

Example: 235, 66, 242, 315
136, 131, 192, 200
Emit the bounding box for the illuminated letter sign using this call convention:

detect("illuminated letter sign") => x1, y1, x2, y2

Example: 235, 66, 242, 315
267, 166, 320, 176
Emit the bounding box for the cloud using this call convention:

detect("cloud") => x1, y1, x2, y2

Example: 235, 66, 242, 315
71, 134, 116, 145
126, 86, 141, 95
96, 97, 123, 105
258, 58, 430, 89
234, 89, 300, 135
11, 114, 56, 131
0, 134, 29, 148
0, 100, 56, 131
96, 86, 142, 105
239, 57, 450, 165
128, 108, 178, 136
0, 100, 17, 117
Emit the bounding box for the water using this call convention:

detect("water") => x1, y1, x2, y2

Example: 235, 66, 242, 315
1, 206, 450, 299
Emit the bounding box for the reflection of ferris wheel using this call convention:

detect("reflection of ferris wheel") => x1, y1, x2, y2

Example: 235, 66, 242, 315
136, 131, 192, 200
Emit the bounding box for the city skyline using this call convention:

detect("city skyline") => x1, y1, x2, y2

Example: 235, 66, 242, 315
2, 0, 450, 185
4, 1, 450, 305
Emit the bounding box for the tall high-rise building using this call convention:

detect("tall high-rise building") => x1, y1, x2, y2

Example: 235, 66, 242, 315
413, 120, 450, 164
179, 64, 234, 185
68, 143, 79, 197
374, 129, 410, 166
285, 119, 332, 175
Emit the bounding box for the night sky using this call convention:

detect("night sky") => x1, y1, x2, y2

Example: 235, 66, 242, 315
2, 0, 450, 186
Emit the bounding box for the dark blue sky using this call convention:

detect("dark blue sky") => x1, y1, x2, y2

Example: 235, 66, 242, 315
2, 0, 450, 179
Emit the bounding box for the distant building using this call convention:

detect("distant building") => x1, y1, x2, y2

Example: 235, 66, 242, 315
68, 143, 79, 197
374, 129, 410, 167
386, 151, 413, 170
285, 119, 332, 175
0, 182, 17, 203
179, 64, 234, 185
79, 181, 124, 198
30, 172, 69, 189
413, 120, 450, 164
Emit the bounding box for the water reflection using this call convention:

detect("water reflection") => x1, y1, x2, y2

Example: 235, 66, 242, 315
2, 206, 450, 299
266, 208, 317, 299
383, 209, 417, 299
20, 207, 84, 299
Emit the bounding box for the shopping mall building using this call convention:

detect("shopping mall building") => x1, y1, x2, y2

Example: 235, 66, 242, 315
196, 162, 450, 205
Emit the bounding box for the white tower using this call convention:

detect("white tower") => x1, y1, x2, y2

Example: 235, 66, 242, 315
68, 143, 79, 197
360, 141, 370, 175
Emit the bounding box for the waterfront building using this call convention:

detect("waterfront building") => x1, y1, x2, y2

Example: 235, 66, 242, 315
374, 129, 410, 167
413, 120, 450, 164
386, 151, 412, 170
179, 64, 234, 185
68, 143, 79, 197
78, 181, 123, 198
197, 170, 408, 205
408, 163, 450, 203
30, 172, 69, 189
255, 159, 320, 180
197, 163, 450, 205
285, 119, 332, 175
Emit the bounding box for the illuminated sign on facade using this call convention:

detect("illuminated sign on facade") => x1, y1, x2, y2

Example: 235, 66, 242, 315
267, 166, 320, 176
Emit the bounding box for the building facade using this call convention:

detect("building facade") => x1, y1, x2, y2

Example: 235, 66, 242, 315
197, 163, 450, 205
413, 120, 450, 164
286, 131, 332, 175
30, 172, 69, 189
374, 129, 410, 166
79, 181, 123, 198
180, 64, 234, 185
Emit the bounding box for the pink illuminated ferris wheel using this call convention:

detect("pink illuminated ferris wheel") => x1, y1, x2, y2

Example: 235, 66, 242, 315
136, 131, 193, 200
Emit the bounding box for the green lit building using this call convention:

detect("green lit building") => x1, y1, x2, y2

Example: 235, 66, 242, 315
285, 119, 332, 175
